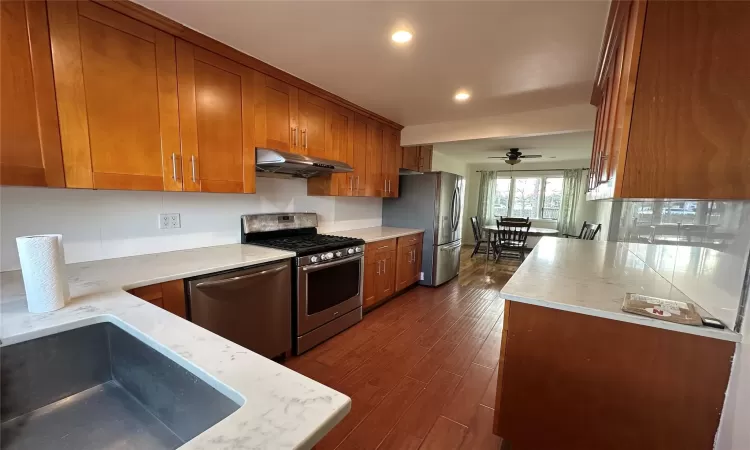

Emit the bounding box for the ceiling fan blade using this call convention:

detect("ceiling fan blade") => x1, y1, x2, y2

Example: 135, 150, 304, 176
488, 157, 510, 159
519, 155, 542, 158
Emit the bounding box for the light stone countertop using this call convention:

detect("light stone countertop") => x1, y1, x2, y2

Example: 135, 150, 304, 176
0, 243, 350, 449
335, 226, 424, 243
501, 238, 740, 342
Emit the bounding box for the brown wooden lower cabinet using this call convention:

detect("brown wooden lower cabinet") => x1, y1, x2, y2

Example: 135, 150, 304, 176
493, 300, 735, 450
127, 279, 186, 319
363, 233, 423, 310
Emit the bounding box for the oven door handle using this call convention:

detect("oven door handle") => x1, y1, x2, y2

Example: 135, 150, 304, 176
302, 254, 363, 272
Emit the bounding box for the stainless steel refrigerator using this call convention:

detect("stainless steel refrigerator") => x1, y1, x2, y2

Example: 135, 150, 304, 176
382, 172, 465, 286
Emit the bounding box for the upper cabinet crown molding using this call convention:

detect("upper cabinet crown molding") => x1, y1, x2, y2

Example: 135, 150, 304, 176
589, 0, 750, 200
0, 0, 65, 188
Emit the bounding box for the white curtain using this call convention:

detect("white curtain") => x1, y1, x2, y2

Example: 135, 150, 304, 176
557, 169, 583, 235
477, 171, 497, 227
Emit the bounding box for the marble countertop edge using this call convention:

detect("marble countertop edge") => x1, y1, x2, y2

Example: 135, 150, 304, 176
335, 226, 425, 243
499, 292, 741, 343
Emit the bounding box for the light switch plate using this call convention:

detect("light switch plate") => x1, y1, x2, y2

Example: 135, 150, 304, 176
158, 213, 181, 229
419, 271, 424, 281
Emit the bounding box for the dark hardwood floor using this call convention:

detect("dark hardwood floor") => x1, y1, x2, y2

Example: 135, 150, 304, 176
284, 247, 522, 450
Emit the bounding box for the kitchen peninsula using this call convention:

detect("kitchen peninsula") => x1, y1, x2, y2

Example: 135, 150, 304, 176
493, 238, 740, 450
0, 244, 348, 449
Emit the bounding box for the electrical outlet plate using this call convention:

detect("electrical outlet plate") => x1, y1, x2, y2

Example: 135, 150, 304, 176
158, 213, 181, 229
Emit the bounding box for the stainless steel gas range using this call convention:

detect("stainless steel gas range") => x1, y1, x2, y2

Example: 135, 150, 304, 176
241, 213, 365, 354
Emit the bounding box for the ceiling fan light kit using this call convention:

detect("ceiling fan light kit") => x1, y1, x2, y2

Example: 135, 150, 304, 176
487, 148, 543, 165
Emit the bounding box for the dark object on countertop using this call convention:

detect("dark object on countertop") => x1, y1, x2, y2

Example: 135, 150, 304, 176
622, 293, 703, 326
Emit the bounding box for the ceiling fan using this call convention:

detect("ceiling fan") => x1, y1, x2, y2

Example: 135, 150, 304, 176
488, 148, 543, 165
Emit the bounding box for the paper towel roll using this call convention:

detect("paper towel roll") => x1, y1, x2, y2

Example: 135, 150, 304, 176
50, 234, 70, 302
16, 235, 69, 313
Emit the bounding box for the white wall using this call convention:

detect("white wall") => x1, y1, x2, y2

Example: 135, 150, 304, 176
431, 151, 468, 178
462, 159, 590, 244
401, 104, 595, 146
0, 178, 382, 271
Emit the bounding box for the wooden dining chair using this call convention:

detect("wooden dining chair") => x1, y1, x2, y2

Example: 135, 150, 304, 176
470, 217, 493, 258
564, 221, 602, 240
495, 219, 531, 261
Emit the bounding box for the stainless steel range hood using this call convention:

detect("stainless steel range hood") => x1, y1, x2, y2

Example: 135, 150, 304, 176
255, 148, 353, 179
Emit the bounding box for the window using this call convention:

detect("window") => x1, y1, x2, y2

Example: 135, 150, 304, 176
492, 175, 564, 221
493, 178, 511, 218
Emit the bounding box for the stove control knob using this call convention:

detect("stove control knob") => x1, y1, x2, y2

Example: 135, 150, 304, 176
355, 246, 362, 253
310, 256, 319, 263
347, 248, 355, 255
325, 252, 334, 260
335, 251, 343, 258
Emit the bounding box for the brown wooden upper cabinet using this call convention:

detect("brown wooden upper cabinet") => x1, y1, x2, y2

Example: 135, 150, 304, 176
589, 0, 750, 200
382, 126, 402, 198
254, 74, 300, 155
0, 1, 65, 188
1, 0, 404, 195
305, 98, 356, 197
402, 145, 432, 172
176, 40, 256, 194
48, 0, 181, 191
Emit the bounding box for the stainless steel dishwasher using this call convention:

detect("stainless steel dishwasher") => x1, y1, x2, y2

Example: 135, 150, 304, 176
187, 260, 291, 359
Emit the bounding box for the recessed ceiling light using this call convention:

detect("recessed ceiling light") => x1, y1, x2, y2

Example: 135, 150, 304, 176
391, 30, 413, 44
454, 91, 471, 102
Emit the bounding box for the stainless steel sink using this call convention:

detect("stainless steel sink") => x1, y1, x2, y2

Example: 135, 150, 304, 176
1, 323, 241, 450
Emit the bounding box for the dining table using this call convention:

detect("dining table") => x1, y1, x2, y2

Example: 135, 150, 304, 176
481, 225, 560, 260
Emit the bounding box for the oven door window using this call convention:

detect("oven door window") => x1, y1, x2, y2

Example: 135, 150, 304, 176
306, 258, 360, 315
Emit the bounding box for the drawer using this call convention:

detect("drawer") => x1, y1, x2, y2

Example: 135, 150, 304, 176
366, 238, 397, 253
397, 233, 423, 249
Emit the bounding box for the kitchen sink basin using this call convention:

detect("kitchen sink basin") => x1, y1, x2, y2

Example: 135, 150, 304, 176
1, 322, 241, 450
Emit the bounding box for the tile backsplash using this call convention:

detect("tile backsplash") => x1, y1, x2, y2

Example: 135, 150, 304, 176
612, 200, 750, 328
0, 178, 383, 271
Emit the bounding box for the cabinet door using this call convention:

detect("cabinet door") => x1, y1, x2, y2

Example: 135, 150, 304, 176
330, 104, 355, 196
363, 251, 379, 308
412, 241, 423, 284
254, 74, 299, 154
48, 0, 180, 191
363, 115, 384, 197
382, 127, 401, 197
395, 243, 416, 291
176, 41, 255, 193
1, 1, 64, 188
378, 250, 396, 300
419, 145, 433, 172
402, 146, 420, 171
351, 115, 372, 196
299, 90, 327, 158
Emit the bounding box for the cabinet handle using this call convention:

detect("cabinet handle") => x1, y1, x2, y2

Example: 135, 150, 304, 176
171, 153, 178, 181
388, 179, 392, 193
356, 176, 360, 192
376, 259, 380, 275
303, 129, 308, 149
190, 155, 197, 183
292, 127, 298, 147
349, 176, 354, 193
383, 178, 387, 193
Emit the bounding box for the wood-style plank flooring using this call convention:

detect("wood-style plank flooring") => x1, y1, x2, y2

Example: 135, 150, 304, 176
284, 247, 522, 450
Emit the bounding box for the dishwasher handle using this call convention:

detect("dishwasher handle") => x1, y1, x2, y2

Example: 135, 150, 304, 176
194, 265, 286, 290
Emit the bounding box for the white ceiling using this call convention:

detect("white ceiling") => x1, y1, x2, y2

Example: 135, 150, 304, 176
136, 1, 608, 127
433, 131, 594, 163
